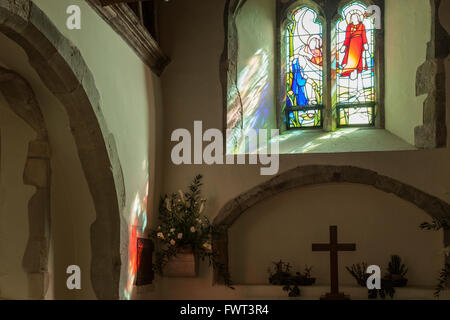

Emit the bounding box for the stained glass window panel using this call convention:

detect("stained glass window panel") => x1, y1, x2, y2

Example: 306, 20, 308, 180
289, 109, 322, 128
339, 107, 374, 126
334, 2, 376, 126
285, 7, 323, 129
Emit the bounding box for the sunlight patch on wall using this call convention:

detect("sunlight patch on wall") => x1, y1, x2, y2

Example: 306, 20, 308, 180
227, 49, 270, 154
123, 161, 149, 300
258, 128, 360, 154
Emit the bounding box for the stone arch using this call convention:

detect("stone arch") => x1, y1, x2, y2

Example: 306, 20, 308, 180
212, 165, 450, 284
0, 0, 124, 299
0, 67, 50, 299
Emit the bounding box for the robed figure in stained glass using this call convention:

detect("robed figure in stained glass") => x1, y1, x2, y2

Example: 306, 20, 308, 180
285, 7, 324, 128
287, 36, 323, 108
287, 58, 309, 107
335, 2, 376, 126
340, 12, 369, 80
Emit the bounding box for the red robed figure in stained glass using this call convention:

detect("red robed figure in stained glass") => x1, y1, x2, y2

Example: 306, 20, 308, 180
340, 13, 368, 78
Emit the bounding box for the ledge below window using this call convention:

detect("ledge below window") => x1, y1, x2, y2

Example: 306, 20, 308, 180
267, 128, 416, 154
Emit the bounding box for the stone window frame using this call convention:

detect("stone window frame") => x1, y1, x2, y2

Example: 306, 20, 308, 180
276, 0, 385, 133
221, 0, 447, 151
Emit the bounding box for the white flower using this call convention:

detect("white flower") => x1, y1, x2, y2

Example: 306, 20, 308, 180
178, 190, 185, 204
177, 233, 183, 239
170, 239, 176, 246
190, 226, 196, 233
170, 228, 175, 233
199, 202, 205, 214
202, 242, 212, 251
157, 232, 165, 240
165, 198, 172, 212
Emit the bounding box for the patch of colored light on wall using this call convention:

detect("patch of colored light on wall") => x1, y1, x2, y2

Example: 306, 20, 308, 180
123, 163, 149, 300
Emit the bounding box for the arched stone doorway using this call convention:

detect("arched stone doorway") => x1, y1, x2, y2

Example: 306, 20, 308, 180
0, 0, 124, 299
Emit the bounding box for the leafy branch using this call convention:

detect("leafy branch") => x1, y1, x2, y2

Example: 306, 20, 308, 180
420, 217, 450, 231
346, 263, 368, 287
434, 264, 450, 298
419, 217, 450, 298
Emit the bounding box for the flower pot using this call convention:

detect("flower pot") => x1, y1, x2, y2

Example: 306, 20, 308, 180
163, 247, 199, 278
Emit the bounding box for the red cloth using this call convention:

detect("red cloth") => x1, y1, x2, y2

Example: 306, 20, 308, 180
341, 23, 368, 77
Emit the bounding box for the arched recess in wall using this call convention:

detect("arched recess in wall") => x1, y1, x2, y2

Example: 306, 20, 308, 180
212, 165, 450, 284
0, 0, 125, 299
0, 67, 50, 299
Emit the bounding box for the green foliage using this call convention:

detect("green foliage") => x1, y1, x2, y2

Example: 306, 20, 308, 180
268, 261, 315, 298
387, 255, 408, 277
150, 175, 233, 288
346, 263, 368, 287
420, 217, 450, 298
420, 217, 450, 231
434, 263, 450, 298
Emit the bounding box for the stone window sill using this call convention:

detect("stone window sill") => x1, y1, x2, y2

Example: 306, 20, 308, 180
269, 128, 416, 154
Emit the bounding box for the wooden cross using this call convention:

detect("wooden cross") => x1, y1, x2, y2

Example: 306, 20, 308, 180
312, 226, 356, 300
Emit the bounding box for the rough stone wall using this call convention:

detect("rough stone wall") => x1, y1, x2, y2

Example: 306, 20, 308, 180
415, 0, 449, 148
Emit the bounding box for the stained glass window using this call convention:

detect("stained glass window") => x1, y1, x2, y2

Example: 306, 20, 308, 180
285, 7, 323, 129
333, 2, 376, 127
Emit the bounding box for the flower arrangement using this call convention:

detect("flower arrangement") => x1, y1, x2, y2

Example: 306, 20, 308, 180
420, 217, 450, 298
385, 254, 408, 287
150, 175, 233, 287
268, 260, 316, 297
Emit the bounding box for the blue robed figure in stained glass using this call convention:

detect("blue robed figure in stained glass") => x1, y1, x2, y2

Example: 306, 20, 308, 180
285, 7, 323, 128
287, 58, 309, 107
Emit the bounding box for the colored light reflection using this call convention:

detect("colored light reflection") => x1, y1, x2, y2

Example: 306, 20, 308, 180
123, 164, 149, 300
227, 49, 270, 154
